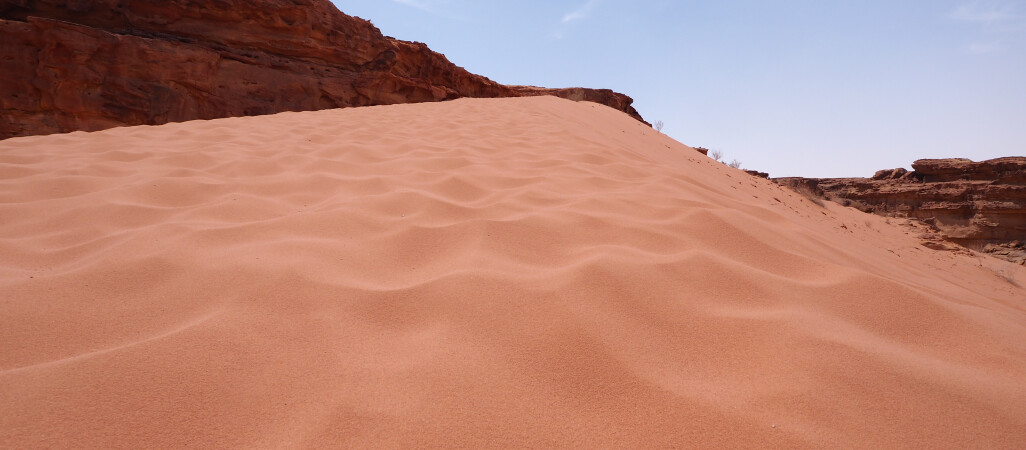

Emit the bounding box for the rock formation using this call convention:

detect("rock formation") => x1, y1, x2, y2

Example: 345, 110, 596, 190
775, 157, 1026, 264
0, 0, 645, 139
743, 169, 769, 179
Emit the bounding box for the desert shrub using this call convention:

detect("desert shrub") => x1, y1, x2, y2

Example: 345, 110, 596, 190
728, 159, 742, 169
654, 120, 664, 132
710, 149, 723, 161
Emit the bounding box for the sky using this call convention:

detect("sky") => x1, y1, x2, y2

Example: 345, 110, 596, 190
332, 0, 1026, 177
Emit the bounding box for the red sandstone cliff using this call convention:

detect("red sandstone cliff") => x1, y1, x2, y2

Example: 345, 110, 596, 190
775, 157, 1026, 264
0, 0, 645, 139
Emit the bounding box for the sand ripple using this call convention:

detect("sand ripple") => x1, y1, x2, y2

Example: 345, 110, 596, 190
2, 97, 1025, 448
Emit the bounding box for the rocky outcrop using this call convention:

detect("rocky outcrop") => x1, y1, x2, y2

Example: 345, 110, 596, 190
508, 86, 646, 124
0, 0, 645, 139
775, 157, 1026, 264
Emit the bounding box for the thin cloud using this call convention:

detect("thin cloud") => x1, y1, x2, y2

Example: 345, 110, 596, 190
393, 0, 431, 11
562, 0, 600, 24
390, 0, 468, 21
949, 1, 1019, 23
948, 1, 1025, 53
964, 42, 1003, 53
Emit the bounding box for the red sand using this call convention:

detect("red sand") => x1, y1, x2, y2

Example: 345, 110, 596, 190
2, 96, 1025, 448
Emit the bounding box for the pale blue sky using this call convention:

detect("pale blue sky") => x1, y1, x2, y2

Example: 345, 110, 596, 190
333, 1, 1025, 177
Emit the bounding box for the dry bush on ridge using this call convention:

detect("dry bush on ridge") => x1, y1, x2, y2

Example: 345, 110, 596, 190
728, 159, 742, 169
654, 120, 664, 132
710, 149, 723, 161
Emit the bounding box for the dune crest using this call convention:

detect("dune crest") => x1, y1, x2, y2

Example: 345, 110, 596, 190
1, 97, 1025, 447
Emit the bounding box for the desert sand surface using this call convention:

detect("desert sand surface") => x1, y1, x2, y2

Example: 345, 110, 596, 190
2, 96, 1025, 448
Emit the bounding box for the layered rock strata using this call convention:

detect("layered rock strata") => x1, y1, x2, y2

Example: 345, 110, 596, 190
775, 157, 1026, 264
0, 0, 644, 139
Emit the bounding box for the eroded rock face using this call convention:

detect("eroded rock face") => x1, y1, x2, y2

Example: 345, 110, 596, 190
0, 0, 645, 139
775, 157, 1026, 264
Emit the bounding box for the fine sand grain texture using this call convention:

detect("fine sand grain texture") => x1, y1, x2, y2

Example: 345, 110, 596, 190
2, 96, 1025, 448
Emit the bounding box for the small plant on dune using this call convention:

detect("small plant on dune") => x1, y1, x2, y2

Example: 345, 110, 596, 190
710, 149, 723, 161
654, 120, 664, 132
728, 159, 742, 169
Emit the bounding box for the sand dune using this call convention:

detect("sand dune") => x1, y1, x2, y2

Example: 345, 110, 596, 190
2, 96, 1025, 448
